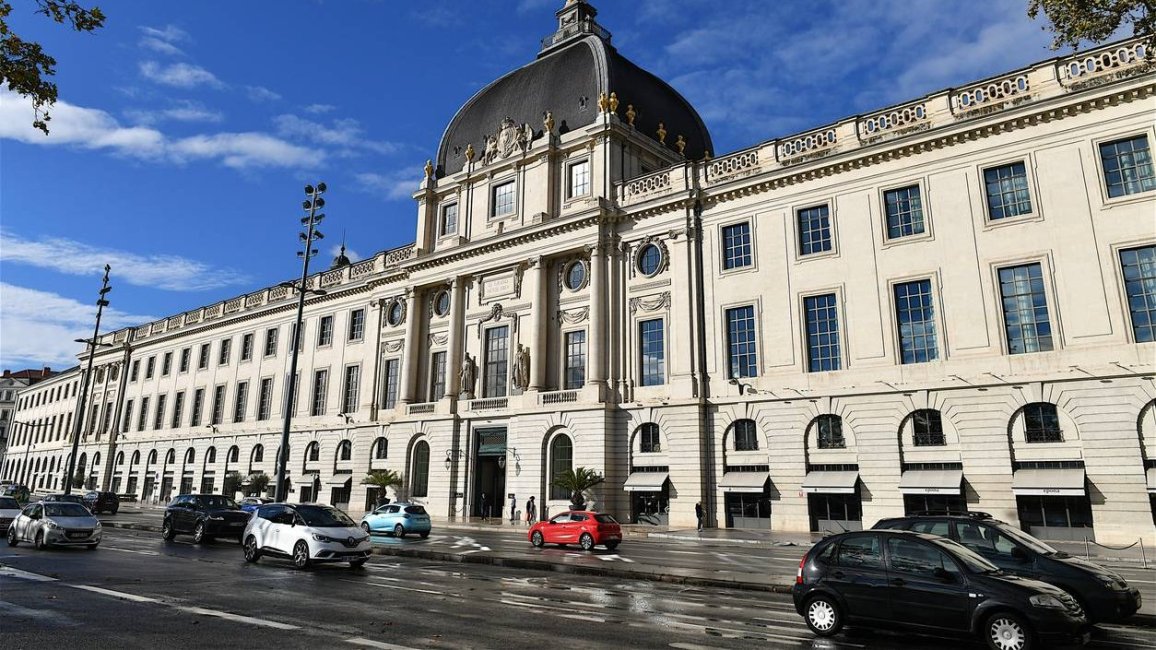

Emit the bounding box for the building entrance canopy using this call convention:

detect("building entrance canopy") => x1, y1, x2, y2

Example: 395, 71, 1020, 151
1011, 468, 1086, 496
719, 472, 770, 493
623, 472, 668, 492
801, 471, 858, 494
898, 469, 963, 495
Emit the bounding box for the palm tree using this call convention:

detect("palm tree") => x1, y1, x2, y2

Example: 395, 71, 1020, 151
362, 469, 404, 506
551, 467, 604, 510
245, 471, 269, 497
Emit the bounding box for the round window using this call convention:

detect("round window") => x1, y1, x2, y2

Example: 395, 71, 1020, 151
434, 290, 451, 317
564, 260, 587, 291
638, 244, 662, 276
387, 301, 404, 326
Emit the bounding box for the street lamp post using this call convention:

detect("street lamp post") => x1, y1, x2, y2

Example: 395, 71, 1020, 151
274, 183, 329, 502
64, 265, 113, 496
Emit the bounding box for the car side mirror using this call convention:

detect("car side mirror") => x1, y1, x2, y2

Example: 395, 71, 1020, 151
1011, 546, 1029, 562
932, 567, 955, 582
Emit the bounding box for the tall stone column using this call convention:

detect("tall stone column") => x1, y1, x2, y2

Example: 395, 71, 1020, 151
529, 258, 548, 391
399, 289, 421, 404
587, 240, 607, 387
445, 277, 465, 399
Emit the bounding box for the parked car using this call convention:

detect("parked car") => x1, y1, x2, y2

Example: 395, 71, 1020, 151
793, 529, 1089, 650
360, 502, 431, 538
6, 501, 102, 550
242, 503, 370, 569
82, 491, 120, 515
873, 512, 1140, 623
1, 484, 30, 504
0, 496, 22, 533
161, 494, 250, 543
238, 497, 273, 513
41, 494, 87, 506
528, 511, 621, 551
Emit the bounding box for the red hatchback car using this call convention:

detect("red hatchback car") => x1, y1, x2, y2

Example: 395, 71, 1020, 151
528, 511, 621, 551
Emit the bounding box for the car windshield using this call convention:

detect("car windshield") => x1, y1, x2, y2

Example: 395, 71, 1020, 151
295, 505, 355, 527
594, 514, 618, 524
404, 506, 427, 515
44, 503, 92, 518
995, 523, 1057, 555
0, 497, 19, 509
201, 496, 238, 509
928, 537, 1000, 573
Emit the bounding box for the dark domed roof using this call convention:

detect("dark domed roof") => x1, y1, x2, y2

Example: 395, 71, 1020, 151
436, 3, 711, 176
331, 244, 351, 269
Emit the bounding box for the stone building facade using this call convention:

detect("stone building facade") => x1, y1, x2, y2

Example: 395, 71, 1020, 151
3, 2, 1155, 543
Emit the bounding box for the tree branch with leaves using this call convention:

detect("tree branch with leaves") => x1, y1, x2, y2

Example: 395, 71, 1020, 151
1028, 0, 1154, 53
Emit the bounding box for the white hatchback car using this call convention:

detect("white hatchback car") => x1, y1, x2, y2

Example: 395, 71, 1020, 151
0, 496, 22, 534
7, 501, 102, 550
243, 503, 370, 569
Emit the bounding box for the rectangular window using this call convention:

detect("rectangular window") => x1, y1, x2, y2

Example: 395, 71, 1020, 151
318, 316, 334, 346
382, 359, 399, 409
492, 180, 515, 217
348, 309, 365, 342
998, 263, 1053, 354
639, 319, 665, 386
100, 401, 113, 436
798, 205, 833, 255
430, 351, 447, 401
171, 391, 185, 429
191, 389, 204, 427
722, 222, 753, 270
483, 326, 509, 398
1121, 246, 1156, 342
211, 385, 226, 425
137, 396, 149, 432
804, 294, 841, 372
341, 365, 359, 414
264, 328, 278, 357
130, 360, 139, 382
1100, 135, 1155, 198
311, 370, 328, 416
440, 202, 458, 236
894, 279, 938, 364
218, 339, 231, 365
198, 344, 210, 370
564, 330, 587, 390
983, 162, 1032, 219
257, 378, 273, 421
145, 356, 156, 379
290, 322, 304, 352
179, 348, 190, 373
726, 306, 758, 379
161, 352, 172, 376
568, 160, 591, 197
122, 400, 134, 434
241, 333, 254, 361
884, 185, 925, 239
153, 394, 167, 430
233, 381, 248, 423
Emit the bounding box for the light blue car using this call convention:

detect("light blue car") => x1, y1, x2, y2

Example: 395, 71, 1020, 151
360, 502, 431, 538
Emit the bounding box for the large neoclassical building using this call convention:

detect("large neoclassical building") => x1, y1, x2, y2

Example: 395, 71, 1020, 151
4, 2, 1155, 543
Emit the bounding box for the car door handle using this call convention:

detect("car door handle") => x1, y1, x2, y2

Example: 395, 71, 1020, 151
890, 578, 906, 586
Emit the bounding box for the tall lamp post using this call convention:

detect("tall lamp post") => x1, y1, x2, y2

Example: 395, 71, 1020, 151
274, 183, 328, 502
64, 265, 113, 496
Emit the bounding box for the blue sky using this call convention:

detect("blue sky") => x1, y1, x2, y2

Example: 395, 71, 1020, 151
0, 0, 1077, 370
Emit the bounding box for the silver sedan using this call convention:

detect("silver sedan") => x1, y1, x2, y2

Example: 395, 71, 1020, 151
6, 501, 102, 550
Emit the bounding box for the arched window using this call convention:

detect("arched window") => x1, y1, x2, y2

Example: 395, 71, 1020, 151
205, 447, 217, 464
337, 440, 352, 462
116, 451, 124, 466
549, 435, 573, 500
1022, 403, 1062, 443
809, 415, 845, 449
729, 419, 759, 451
251, 444, 264, 464
91, 452, 101, 469
130, 450, 140, 466
227, 445, 239, 463
183, 448, 195, 466
636, 423, 661, 453
164, 449, 176, 465
910, 409, 945, 446
306, 441, 320, 462
372, 437, 388, 459
76, 453, 87, 474
411, 441, 430, 497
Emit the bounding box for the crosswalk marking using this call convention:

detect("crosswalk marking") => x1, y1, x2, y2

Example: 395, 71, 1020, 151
72, 585, 159, 603
0, 566, 58, 582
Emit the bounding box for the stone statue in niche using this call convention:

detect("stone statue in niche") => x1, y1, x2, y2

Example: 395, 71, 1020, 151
512, 344, 530, 392
459, 353, 477, 399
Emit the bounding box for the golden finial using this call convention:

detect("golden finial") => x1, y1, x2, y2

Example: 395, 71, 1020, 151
625, 104, 636, 126
597, 91, 609, 113
675, 135, 686, 155
608, 92, 619, 113
656, 122, 667, 145
544, 111, 555, 134
465, 143, 475, 162
424, 159, 434, 179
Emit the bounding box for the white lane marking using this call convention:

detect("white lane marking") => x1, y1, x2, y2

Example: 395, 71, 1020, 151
176, 605, 299, 629
71, 585, 158, 602
345, 638, 420, 650
0, 566, 58, 582
102, 546, 161, 556
355, 579, 443, 595
597, 554, 635, 563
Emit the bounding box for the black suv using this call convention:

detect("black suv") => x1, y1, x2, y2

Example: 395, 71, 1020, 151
162, 494, 251, 543
83, 491, 120, 515
874, 512, 1140, 623
794, 530, 1089, 650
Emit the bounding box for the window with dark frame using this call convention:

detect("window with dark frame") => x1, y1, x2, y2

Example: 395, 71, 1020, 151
211, 385, 225, 425
983, 162, 1032, 219
373, 437, 388, 460
233, 381, 248, 423
639, 319, 665, 386
894, 279, 938, 364
550, 435, 573, 500
638, 244, 662, 276
257, 378, 273, 421
122, 400, 134, 434
998, 263, 1053, 354
161, 352, 172, 376
798, 205, 833, 255
311, 370, 328, 416
569, 159, 591, 197
171, 391, 185, 429
441, 202, 458, 236
430, 351, 447, 401
130, 360, 140, 382
307, 442, 320, 462
492, 180, 515, 217
348, 309, 365, 342
338, 440, 352, 461
179, 348, 190, 373
813, 414, 845, 449
198, 344, 210, 370
241, 333, 254, 361
722, 222, 752, 270
483, 326, 509, 398
411, 441, 430, 497
382, 359, 400, 409
804, 294, 841, 372
638, 423, 661, 453
153, 394, 167, 430
1120, 246, 1156, 342
1023, 402, 1063, 443
342, 365, 360, 414
564, 330, 586, 390
218, 339, 231, 365
318, 315, 334, 347
191, 389, 204, 427
884, 185, 925, 239
726, 305, 757, 378
732, 419, 759, 451
1099, 135, 1155, 198
264, 327, 278, 357
911, 409, 945, 446
145, 356, 155, 379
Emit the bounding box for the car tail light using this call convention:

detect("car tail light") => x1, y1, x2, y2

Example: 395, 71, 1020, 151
796, 554, 807, 585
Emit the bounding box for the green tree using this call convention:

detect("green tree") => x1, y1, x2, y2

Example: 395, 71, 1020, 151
222, 471, 242, 497
361, 469, 404, 506
1028, 0, 1154, 52
1, 0, 106, 134
245, 471, 269, 497
551, 466, 604, 510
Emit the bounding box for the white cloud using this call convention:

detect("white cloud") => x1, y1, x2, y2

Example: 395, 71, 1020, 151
0, 230, 250, 292
0, 283, 157, 369
139, 61, 224, 89
139, 25, 190, 44
303, 104, 336, 114
169, 132, 320, 169
125, 100, 224, 125
354, 169, 421, 201
246, 85, 282, 102
140, 36, 184, 56
274, 114, 401, 156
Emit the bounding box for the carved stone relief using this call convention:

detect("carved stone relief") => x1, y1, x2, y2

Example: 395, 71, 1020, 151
629, 291, 671, 314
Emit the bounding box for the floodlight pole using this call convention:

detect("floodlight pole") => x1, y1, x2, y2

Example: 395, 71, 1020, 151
64, 264, 112, 496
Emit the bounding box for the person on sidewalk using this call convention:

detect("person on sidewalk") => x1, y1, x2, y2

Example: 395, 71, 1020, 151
480, 492, 489, 521
695, 502, 704, 532
525, 495, 536, 526
509, 493, 517, 524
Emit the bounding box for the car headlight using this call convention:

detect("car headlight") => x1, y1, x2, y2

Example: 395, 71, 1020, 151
311, 533, 334, 543
93, 521, 102, 530
45, 520, 61, 529
1030, 594, 1066, 609
1096, 574, 1127, 590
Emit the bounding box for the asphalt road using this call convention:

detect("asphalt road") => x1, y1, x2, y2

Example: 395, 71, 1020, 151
3, 527, 1156, 649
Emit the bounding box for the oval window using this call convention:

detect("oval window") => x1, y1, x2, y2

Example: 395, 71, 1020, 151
387, 301, 404, 326
638, 244, 662, 276
434, 291, 451, 317
564, 260, 587, 291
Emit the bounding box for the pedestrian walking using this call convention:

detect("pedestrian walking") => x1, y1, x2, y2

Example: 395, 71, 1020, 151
509, 493, 518, 523
695, 501, 704, 532
525, 495, 536, 525
480, 492, 489, 521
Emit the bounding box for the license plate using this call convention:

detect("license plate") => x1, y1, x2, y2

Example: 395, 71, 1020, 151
229, 521, 244, 526
68, 532, 87, 539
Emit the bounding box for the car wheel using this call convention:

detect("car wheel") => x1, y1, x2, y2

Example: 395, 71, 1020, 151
35, 531, 48, 551
393, 523, 405, 538
161, 518, 175, 541
419, 531, 429, 539
193, 522, 208, 544
579, 533, 595, 551
6, 527, 18, 547
804, 595, 843, 637
361, 522, 371, 534
605, 540, 619, 551
531, 531, 544, 547
292, 541, 311, 570
985, 612, 1033, 650
349, 558, 367, 569
243, 536, 261, 563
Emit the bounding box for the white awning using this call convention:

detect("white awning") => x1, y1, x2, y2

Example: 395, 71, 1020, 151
1146, 467, 1156, 494
898, 469, 963, 495
719, 472, 770, 493
1011, 468, 1085, 496
293, 476, 315, 487
801, 471, 858, 494
326, 475, 352, 487
623, 472, 669, 492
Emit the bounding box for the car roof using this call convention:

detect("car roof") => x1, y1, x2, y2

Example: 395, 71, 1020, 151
879, 512, 1011, 526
